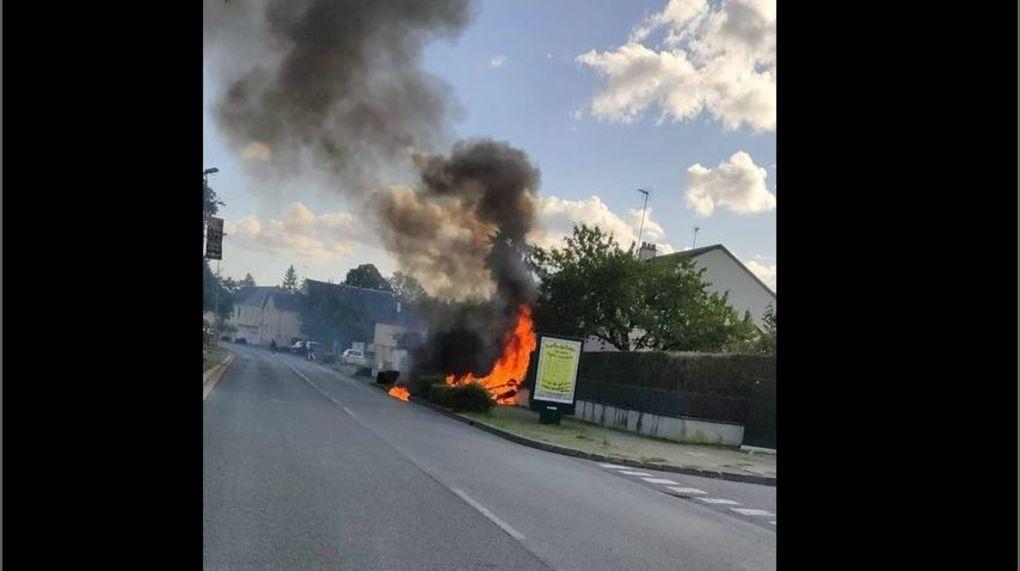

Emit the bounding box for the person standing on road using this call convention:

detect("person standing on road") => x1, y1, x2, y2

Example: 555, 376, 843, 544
270, 340, 277, 353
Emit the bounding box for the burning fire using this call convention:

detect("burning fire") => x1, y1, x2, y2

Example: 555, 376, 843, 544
446, 305, 537, 405
388, 385, 410, 401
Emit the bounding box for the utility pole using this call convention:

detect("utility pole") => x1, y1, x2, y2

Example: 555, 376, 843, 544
635, 188, 650, 255
204, 167, 220, 341
692, 226, 700, 248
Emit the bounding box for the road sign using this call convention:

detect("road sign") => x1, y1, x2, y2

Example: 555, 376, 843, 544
528, 334, 583, 424
205, 217, 224, 260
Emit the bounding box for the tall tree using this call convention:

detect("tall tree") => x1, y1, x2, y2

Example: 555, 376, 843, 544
532, 223, 757, 352
204, 261, 234, 322
531, 224, 646, 350
282, 265, 299, 292
203, 178, 223, 217
344, 263, 392, 291
239, 273, 256, 288
389, 271, 427, 304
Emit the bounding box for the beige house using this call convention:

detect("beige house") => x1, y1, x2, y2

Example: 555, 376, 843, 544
227, 287, 302, 346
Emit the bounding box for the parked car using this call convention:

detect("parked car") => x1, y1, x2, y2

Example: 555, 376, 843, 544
341, 348, 367, 367
290, 340, 307, 354
234, 338, 248, 344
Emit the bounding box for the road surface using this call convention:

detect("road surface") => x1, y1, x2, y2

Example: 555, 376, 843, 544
204, 343, 776, 570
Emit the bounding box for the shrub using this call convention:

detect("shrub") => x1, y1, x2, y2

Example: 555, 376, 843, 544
376, 370, 400, 385
409, 373, 444, 398
428, 383, 494, 413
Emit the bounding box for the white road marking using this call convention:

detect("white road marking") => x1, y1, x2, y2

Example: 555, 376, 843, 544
286, 363, 356, 419
449, 487, 526, 541
666, 486, 706, 495
641, 477, 679, 485
619, 471, 653, 476
285, 359, 534, 555
598, 463, 629, 469
731, 508, 775, 517
697, 498, 740, 505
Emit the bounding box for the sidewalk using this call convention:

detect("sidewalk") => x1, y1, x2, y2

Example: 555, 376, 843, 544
460, 406, 775, 484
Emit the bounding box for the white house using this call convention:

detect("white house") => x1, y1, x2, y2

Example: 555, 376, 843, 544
583, 243, 776, 352
655, 244, 776, 329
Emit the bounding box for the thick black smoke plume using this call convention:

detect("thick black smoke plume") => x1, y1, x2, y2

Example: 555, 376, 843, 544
206, 0, 471, 189
375, 140, 540, 377
205, 1, 542, 380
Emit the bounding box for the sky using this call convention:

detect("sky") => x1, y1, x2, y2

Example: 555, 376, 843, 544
203, 0, 776, 290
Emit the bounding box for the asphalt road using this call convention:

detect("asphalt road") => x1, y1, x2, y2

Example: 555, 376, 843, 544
204, 343, 776, 570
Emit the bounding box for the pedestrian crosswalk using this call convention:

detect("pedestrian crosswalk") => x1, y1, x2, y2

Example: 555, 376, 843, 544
596, 462, 775, 528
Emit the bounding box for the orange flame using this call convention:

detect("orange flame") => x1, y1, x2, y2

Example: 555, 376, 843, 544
446, 305, 537, 405
388, 385, 410, 401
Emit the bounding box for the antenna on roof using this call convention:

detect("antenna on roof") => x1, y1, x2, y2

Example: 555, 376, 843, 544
692, 226, 700, 248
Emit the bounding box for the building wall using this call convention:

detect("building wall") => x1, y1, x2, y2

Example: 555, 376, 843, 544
692, 249, 775, 329
372, 323, 423, 376
261, 297, 301, 346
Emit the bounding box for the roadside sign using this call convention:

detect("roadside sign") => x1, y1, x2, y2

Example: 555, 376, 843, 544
528, 335, 583, 424
205, 217, 224, 260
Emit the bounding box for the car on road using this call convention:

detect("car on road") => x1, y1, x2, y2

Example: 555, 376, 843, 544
290, 340, 307, 354
341, 348, 367, 367
233, 338, 248, 344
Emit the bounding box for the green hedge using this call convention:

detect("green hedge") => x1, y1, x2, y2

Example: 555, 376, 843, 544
428, 383, 495, 413
577, 352, 774, 399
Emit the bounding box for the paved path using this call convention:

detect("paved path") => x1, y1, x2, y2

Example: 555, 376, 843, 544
204, 343, 776, 570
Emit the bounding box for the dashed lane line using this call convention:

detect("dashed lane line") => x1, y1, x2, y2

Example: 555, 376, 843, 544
731, 508, 775, 517
697, 498, 741, 505
666, 487, 706, 495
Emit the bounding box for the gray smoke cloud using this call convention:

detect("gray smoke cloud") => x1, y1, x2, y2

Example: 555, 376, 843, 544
206, 0, 471, 190
206, 0, 542, 380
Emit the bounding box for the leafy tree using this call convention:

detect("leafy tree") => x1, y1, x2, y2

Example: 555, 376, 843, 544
221, 276, 238, 295
282, 265, 299, 292
636, 256, 757, 352
239, 273, 256, 288
389, 271, 427, 304
344, 263, 392, 291
531, 224, 646, 350
532, 223, 757, 352
299, 284, 371, 351
204, 178, 223, 217
203, 261, 234, 322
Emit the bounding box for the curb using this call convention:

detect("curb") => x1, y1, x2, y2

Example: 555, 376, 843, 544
375, 383, 775, 487
203, 351, 236, 400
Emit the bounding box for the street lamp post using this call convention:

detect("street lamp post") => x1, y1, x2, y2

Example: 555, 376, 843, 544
635, 188, 650, 256
204, 167, 220, 342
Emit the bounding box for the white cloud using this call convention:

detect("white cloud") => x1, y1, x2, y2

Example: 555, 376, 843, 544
490, 55, 506, 68
685, 151, 775, 216
744, 259, 776, 290
577, 0, 775, 131
224, 202, 372, 264
530, 195, 675, 255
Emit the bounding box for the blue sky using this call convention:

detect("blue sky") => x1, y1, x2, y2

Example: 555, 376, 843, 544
204, 0, 776, 289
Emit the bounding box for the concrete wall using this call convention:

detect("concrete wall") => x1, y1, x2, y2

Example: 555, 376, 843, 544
372, 323, 422, 376
692, 248, 775, 329
574, 399, 744, 446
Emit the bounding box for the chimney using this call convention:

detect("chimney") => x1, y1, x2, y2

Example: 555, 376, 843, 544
638, 242, 657, 261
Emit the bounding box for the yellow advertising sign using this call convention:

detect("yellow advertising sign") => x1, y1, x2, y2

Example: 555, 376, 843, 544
532, 336, 582, 404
